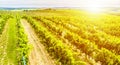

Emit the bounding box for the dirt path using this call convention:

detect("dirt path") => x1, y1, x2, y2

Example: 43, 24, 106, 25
0, 20, 9, 65
0, 19, 16, 65
21, 19, 56, 65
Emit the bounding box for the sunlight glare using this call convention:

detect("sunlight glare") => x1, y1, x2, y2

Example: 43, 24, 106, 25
83, 1, 103, 13
85, 7, 102, 13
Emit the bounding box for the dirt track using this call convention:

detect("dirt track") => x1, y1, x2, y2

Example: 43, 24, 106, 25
21, 19, 55, 65
0, 20, 9, 65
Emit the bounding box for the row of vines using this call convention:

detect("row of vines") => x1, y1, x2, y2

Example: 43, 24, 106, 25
23, 14, 120, 65
23, 8, 120, 65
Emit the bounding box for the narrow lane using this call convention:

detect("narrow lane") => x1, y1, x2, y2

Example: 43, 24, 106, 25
0, 19, 9, 65
21, 19, 55, 65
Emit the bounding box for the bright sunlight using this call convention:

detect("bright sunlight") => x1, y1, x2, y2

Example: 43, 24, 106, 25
0, 0, 120, 65
83, 0, 111, 13
84, 7, 103, 13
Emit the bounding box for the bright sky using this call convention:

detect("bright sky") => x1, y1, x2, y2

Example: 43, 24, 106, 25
0, 0, 120, 8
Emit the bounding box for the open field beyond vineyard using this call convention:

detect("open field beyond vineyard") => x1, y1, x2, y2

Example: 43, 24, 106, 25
0, 9, 120, 65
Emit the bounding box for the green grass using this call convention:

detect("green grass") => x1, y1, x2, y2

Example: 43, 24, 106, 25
7, 18, 18, 65
0, 18, 18, 65
0, 16, 29, 65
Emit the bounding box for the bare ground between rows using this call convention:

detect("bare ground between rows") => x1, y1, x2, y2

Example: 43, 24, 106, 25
21, 19, 56, 65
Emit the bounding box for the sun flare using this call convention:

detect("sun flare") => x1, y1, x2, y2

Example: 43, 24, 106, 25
83, 1, 104, 13
84, 7, 102, 13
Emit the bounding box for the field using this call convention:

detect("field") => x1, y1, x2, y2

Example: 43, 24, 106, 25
0, 9, 120, 65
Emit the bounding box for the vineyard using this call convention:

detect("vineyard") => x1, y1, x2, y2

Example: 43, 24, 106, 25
0, 9, 120, 65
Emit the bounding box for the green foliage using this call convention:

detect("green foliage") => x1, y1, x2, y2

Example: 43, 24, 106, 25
0, 15, 9, 34
1, 9, 120, 65
7, 18, 18, 65
16, 17, 30, 65
32, 14, 120, 65
24, 16, 87, 65
24, 14, 120, 65
95, 48, 120, 65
